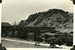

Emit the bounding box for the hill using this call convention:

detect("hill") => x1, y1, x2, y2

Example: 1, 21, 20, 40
19, 9, 73, 31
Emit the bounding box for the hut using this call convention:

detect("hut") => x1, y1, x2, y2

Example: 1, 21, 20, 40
1, 22, 12, 37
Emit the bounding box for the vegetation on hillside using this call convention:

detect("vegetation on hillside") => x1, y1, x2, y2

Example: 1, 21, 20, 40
19, 9, 73, 29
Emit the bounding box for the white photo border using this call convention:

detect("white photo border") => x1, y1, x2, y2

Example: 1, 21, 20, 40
0, 0, 74, 50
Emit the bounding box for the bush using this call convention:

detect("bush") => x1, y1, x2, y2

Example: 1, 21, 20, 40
47, 32, 73, 46
55, 38, 63, 46
65, 36, 73, 46
47, 37, 56, 44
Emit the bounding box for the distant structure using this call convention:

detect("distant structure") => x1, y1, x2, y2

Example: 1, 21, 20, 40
1, 22, 12, 37
19, 27, 56, 33
13, 21, 16, 26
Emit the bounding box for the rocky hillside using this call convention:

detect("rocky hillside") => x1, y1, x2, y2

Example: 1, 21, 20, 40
19, 9, 73, 29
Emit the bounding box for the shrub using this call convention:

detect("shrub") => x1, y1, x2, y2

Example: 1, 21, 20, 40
47, 32, 73, 46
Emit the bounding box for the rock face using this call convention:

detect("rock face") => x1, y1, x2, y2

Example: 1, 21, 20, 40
19, 9, 73, 29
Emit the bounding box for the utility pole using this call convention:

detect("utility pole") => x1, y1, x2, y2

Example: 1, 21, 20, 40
12, 21, 16, 37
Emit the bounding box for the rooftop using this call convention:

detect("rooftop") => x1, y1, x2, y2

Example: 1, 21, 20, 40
1, 22, 11, 26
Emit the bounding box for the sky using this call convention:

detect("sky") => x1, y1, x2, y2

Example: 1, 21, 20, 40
2, 0, 73, 25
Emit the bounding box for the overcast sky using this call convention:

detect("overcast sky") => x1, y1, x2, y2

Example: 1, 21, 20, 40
2, 0, 73, 24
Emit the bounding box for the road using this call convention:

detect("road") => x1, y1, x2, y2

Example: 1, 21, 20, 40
1, 37, 72, 49
1, 38, 49, 48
